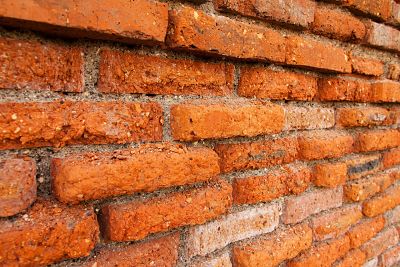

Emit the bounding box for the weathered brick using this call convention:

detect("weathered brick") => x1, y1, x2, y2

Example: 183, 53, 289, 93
233, 164, 311, 205
313, 162, 348, 188
98, 49, 234, 96
317, 77, 371, 102
366, 22, 400, 52
185, 202, 281, 257
287, 235, 351, 267
337, 107, 396, 127
170, 102, 284, 141
297, 130, 354, 160
340, 0, 392, 20
0, 37, 83, 92
0, 101, 162, 150
383, 148, 400, 169
393, 1, 400, 25
312, 6, 366, 41
363, 184, 400, 217
0, 157, 36, 217
0, 0, 168, 45
380, 244, 400, 267
233, 223, 312, 267
167, 6, 286, 62
284, 106, 335, 130
356, 129, 400, 152
286, 36, 352, 73
389, 64, 400, 81
385, 205, 400, 225
214, 137, 298, 173
344, 154, 382, 180
100, 180, 232, 242
370, 81, 400, 102
351, 56, 384, 76
311, 205, 362, 241
238, 67, 317, 101
190, 252, 232, 267
334, 248, 366, 267
0, 199, 99, 266
360, 227, 399, 259
364, 258, 379, 267
282, 187, 343, 224
51, 144, 220, 204
81, 233, 179, 267
346, 216, 386, 248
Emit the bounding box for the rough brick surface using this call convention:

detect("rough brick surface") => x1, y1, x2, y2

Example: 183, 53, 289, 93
336, 107, 396, 127
98, 49, 234, 95
383, 148, 400, 168
0, 101, 162, 149
313, 162, 347, 188
346, 216, 386, 248
351, 56, 384, 76
385, 205, 400, 226
233, 223, 312, 267
0, 0, 169, 44
334, 248, 366, 267
356, 129, 400, 152
366, 22, 400, 52
380, 244, 400, 267
170, 102, 284, 141
363, 184, 400, 217
101, 180, 232, 241
317, 77, 371, 102
389, 64, 400, 81
370, 81, 400, 102
51, 144, 219, 203
0, 37, 83, 92
0, 157, 36, 217
190, 252, 232, 267
360, 227, 399, 259
341, 0, 392, 20
284, 106, 335, 130
344, 154, 382, 180
0, 199, 99, 266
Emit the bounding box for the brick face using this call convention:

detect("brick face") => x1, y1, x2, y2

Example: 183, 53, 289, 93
336, 107, 396, 127
346, 216, 386, 248
366, 22, 400, 52
334, 248, 366, 267
351, 56, 384, 76
360, 226, 399, 259
356, 129, 400, 152
317, 77, 371, 102
341, 0, 392, 20
284, 106, 335, 130
344, 154, 382, 180
363, 184, 400, 217
313, 162, 347, 188
383, 148, 400, 168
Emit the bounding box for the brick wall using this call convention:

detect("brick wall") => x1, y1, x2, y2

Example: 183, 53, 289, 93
0, 0, 400, 266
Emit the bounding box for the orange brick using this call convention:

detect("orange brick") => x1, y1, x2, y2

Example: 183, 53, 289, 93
233, 223, 312, 267
167, 6, 286, 62
0, 0, 168, 45
351, 56, 384, 77
366, 22, 400, 52
311, 205, 362, 241
298, 130, 354, 160
336, 107, 396, 127
344, 154, 382, 180
286, 36, 352, 73
100, 180, 232, 242
363, 184, 400, 217
238, 67, 317, 101
389, 64, 400, 81
370, 81, 400, 103
341, 0, 392, 20
344, 173, 394, 202
313, 162, 347, 188
233, 164, 311, 205
98, 49, 234, 96
360, 227, 399, 259
356, 129, 400, 152
287, 235, 351, 267
0, 38, 83, 92
379, 244, 400, 267
334, 248, 366, 267
214, 137, 298, 173
0, 157, 36, 217
0, 101, 162, 150
51, 144, 220, 204
284, 106, 335, 130
170, 102, 284, 141
0, 199, 99, 266
283, 187, 343, 224
346, 216, 386, 248
317, 77, 371, 102
383, 148, 400, 168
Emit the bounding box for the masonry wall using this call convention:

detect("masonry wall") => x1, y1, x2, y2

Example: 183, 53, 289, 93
0, 0, 400, 266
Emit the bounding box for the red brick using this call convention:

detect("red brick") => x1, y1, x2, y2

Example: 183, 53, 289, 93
363, 184, 400, 217
341, 0, 392, 20
0, 0, 168, 45
361, 227, 399, 259
233, 223, 312, 267
351, 56, 384, 77
167, 6, 286, 62
100, 180, 232, 242
81, 233, 179, 267
356, 129, 400, 152
337, 107, 396, 127
317, 77, 372, 102
389, 64, 400, 81
284, 106, 335, 130
233, 164, 311, 205
334, 248, 366, 267
51, 144, 220, 204
282, 187, 343, 224
0, 101, 162, 150
312, 6, 366, 41
98, 49, 234, 96
380, 244, 400, 267
370, 81, 400, 103
214, 137, 298, 173
346, 216, 386, 248
313, 162, 348, 188
366, 22, 400, 52
0, 157, 36, 217
287, 235, 351, 267
344, 154, 382, 180
190, 252, 232, 267
186, 203, 281, 257
285, 35, 352, 73
383, 148, 400, 168
297, 130, 354, 160
311, 205, 362, 241
170, 102, 284, 141
238, 67, 317, 101
0, 38, 83, 92
0, 199, 99, 266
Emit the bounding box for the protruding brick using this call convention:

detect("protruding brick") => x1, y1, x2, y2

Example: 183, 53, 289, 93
233, 223, 312, 267
351, 56, 384, 76
170, 102, 284, 141
233, 164, 311, 205
356, 129, 400, 152
363, 184, 400, 217
286, 36, 352, 73
238, 67, 317, 101
297, 130, 354, 160
311, 205, 362, 241
0, 0, 168, 45
190, 252, 232, 267
344, 154, 382, 180
185, 203, 281, 257
337, 107, 396, 127
313, 162, 347, 188
0, 38, 83, 92
284, 106, 335, 130
370, 81, 400, 102
366, 22, 400, 52
341, 0, 392, 20
214, 137, 298, 173
0, 157, 36, 217
0, 199, 99, 266
346, 216, 386, 248
317, 77, 371, 102
334, 248, 366, 267
383, 148, 400, 168
360, 227, 399, 259
98, 49, 234, 96
380, 244, 400, 267
167, 6, 286, 62
0, 101, 162, 150
283, 187, 343, 224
